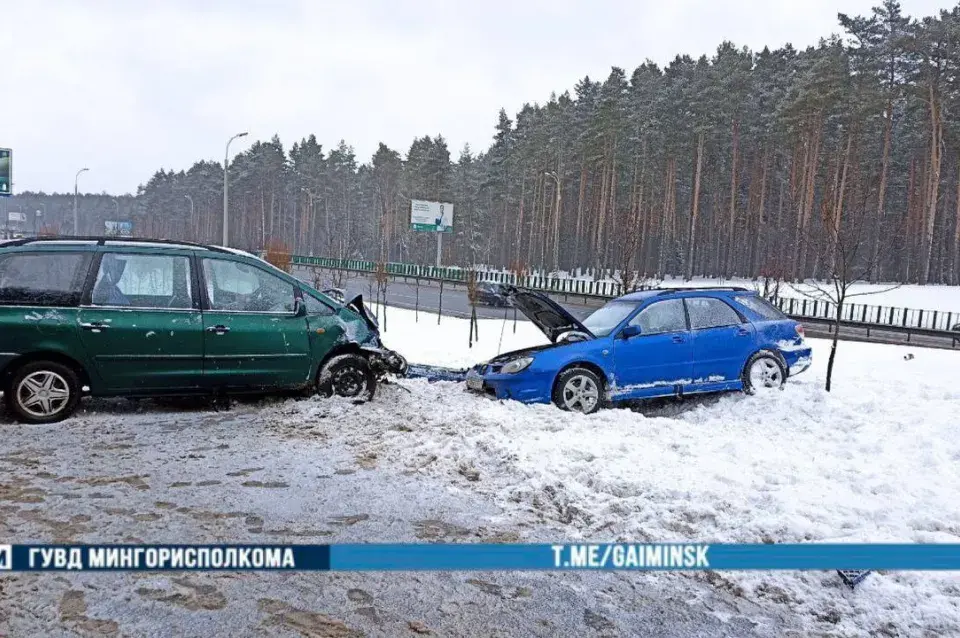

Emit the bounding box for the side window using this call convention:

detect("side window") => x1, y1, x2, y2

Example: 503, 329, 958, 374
628, 299, 687, 335
685, 297, 742, 329
203, 258, 295, 313
0, 252, 92, 307
735, 295, 786, 320
91, 253, 193, 309
303, 293, 335, 316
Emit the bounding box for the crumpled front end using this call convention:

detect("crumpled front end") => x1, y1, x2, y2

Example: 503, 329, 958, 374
465, 361, 554, 404
362, 344, 408, 377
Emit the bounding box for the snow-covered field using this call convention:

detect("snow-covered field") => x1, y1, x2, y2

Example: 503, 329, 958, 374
336, 305, 960, 635
473, 264, 960, 314
2, 303, 959, 635
664, 277, 960, 314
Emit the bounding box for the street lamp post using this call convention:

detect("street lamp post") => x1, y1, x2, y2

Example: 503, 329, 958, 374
223, 131, 248, 247
74, 168, 89, 236
35, 203, 46, 236
545, 171, 562, 274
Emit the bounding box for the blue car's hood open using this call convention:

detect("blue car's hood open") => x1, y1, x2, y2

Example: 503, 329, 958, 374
500, 285, 594, 343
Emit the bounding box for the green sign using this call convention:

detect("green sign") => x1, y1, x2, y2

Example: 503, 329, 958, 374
0, 148, 10, 196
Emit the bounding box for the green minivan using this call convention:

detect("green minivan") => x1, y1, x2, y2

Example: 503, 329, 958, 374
0, 238, 407, 423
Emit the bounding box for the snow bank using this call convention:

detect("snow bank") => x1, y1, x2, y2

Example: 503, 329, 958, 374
265, 305, 960, 635
371, 303, 548, 369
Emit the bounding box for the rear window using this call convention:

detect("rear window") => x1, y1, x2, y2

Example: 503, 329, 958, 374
735, 295, 786, 320
0, 252, 92, 307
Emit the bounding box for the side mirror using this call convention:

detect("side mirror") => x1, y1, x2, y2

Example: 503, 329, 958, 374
620, 325, 642, 339
293, 297, 308, 317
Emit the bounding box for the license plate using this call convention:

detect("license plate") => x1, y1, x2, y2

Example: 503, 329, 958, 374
466, 373, 484, 391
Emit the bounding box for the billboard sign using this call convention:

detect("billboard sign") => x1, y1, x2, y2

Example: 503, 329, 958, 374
410, 200, 453, 233
105, 220, 133, 237
0, 148, 10, 196
7, 212, 26, 224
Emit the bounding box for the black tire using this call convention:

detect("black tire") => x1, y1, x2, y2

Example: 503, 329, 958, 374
741, 350, 787, 395
551, 367, 604, 414
318, 354, 376, 401
5, 360, 82, 424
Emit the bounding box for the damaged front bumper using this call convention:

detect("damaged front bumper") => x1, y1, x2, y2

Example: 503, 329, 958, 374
464, 365, 552, 404
361, 345, 408, 378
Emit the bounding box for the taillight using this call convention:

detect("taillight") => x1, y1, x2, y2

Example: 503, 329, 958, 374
796, 324, 805, 339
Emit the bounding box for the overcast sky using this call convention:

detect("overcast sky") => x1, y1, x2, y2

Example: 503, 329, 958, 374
2, 0, 948, 195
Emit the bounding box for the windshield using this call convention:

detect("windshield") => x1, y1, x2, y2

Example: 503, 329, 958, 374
582, 300, 639, 337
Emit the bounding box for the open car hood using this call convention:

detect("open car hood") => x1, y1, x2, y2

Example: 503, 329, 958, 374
500, 285, 594, 343
346, 294, 379, 333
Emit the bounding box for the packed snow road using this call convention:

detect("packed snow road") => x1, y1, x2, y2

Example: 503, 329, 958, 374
1, 305, 959, 636
0, 399, 788, 637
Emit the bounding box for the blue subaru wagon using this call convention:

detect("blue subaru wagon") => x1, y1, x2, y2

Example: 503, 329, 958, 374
465, 286, 812, 414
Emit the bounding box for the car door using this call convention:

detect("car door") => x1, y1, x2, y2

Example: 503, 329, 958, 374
76, 250, 205, 392
611, 298, 693, 399
200, 256, 312, 390
0, 249, 92, 377
685, 296, 756, 388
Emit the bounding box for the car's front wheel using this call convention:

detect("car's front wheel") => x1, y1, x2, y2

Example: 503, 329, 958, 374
5, 361, 82, 424
318, 354, 376, 401
742, 351, 786, 394
552, 367, 603, 414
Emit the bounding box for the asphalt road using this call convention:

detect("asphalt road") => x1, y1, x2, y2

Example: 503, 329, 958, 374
295, 267, 960, 351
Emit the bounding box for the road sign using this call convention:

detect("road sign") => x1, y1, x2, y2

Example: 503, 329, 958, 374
0, 148, 10, 196
410, 200, 453, 233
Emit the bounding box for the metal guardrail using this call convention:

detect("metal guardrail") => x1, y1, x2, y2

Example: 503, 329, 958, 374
292, 255, 628, 297
292, 255, 960, 344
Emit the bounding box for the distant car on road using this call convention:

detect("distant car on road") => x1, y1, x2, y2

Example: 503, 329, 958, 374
466, 286, 812, 414
0, 237, 407, 423
473, 281, 507, 306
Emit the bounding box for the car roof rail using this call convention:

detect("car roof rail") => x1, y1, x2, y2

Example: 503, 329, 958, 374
1, 236, 231, 254
654, 286, 751, 296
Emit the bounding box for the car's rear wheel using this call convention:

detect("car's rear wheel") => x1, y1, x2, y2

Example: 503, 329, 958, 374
318, 354, 376, 401
742, 351, 786, 394
5, 361, 82, 424
552, 367, 603, 414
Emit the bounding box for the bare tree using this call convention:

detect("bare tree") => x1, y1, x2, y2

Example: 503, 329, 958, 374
791, 188, 903, 391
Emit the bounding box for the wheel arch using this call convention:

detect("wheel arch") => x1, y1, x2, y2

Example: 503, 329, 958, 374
742, 347, 788, 378
314, 342, 365, 379
1, 351, 92, 393
551, 360, 608, 395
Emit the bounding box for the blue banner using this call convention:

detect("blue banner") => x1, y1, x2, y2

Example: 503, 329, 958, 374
2, 543, 960, 572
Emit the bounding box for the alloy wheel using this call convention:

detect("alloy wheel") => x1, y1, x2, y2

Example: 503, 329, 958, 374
16, 370, 72, 418
561, 374, 599, 413
749, 357, 783, 390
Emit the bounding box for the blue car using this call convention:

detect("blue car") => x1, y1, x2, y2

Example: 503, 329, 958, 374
465, 286, 812, 414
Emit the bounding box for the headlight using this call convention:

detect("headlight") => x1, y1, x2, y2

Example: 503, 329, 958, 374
501, 356, 534, 374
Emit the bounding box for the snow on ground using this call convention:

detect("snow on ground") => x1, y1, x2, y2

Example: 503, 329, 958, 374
270, 304, 960, 635
371, 302, 548, 368
663, 277, 960, 314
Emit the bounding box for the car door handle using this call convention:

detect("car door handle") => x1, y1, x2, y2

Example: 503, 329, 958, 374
671, 335, 685, 343
736, 328, 750, 336
205, 325, 231, 335
79, 322, 110, 331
